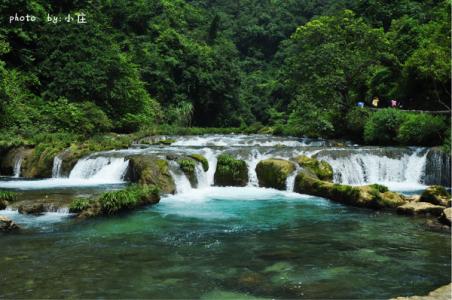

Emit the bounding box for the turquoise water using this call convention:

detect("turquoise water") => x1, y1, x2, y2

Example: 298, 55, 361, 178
0, 187, 450, 299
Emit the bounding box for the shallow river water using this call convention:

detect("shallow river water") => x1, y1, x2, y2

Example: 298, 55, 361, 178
0, 187, 450, 299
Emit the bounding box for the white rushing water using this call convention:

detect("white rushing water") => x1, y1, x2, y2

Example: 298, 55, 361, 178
13, 156, 23, 178
52, 156, 63, 178
319, 149, 428, 190
69, 157, 129, 181
168, 161, 193, 193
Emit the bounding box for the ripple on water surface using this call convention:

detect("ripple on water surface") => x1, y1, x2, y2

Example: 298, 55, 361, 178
0, 187, 450, 299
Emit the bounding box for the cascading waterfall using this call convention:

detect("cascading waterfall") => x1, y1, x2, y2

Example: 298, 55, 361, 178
52, 156, 63, 178
285, 165, 300, 192
319, 149, 428, 186
69, 157, 129, 182
13, 156, 23, 178
246, 149, 269, 187
203, 148, 218, 187
168, 161, 192, 193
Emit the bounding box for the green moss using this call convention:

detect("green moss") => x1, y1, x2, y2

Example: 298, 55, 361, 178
189, 154, 209, 171
255, 159, 295, 190
177, 158, 197, 187
126, 156, 176, 194
214, 154, 248, 186
420, 185, 451, 206
294, 155, 333, 181
368, 184, 389, 193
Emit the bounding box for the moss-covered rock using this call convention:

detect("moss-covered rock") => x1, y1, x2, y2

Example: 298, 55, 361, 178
214, 154, 248, 187
255, 159, 295, 190
189, 154, 209, 172
177, 157, 197, 187
125, 156, 176, 194
396, 202, 445, 217
293, 169, 406, 209
420, 185, 451, 207
75, 185, 160, 218
21, 147, 58, 178
294, 155, 333, 182
0, 147, 34, 176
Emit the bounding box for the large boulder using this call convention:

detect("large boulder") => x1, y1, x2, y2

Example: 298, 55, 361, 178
125, 156, 176, 194
0, 216, 19, 232
396, 202, 445, 217
294, 170, 406, 209
439, 207, 452, 226
420, 185, 451, 207
255, 159, 295, 190
294, 155, 333, 181
214, 154, 248, 187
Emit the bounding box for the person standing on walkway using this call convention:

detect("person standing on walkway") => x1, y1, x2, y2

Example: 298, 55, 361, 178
372, 96, 379, 108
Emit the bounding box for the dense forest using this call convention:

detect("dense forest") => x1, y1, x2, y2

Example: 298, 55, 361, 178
0, 0, 450, 147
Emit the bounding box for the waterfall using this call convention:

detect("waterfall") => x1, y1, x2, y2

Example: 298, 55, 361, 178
319, 149, 428, 186
424, 149, 451, 187
13, 156, 23, 178
69, 157, 129, 182
195, 163, 209, 188
246, 149, 269, 187
202, 148, 218, 187
285, 165, 300, 192
168, 161, 192, 193
52, 156, 63, 178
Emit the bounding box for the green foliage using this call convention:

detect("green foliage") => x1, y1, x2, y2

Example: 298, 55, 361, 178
0, 0, 448, 145
364, 109, 406, 145
177, 158, 196, 174
99, 185, 159, 215
0, 190, 17, 202
345, 107, 372, 141
69, 198, 91, 213
397, 114, 447, 146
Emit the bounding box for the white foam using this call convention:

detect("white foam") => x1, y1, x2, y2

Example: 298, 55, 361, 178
0, 178, 124, 190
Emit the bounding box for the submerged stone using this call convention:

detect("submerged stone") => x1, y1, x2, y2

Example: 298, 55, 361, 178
18, 203, 45, 215
214, 154, 248, 187
125, 155, 176, 194
0, 215, 19, 232
256, 159, 295, 190
439, 207, 451, 226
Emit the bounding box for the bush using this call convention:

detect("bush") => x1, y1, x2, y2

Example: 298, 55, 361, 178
69, 198, 91, 213
345, 107, 371, 141
364, 108, 405, 145
397, 113, 447, 146
0, 190, 17, 202
99, 185, 159, 215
